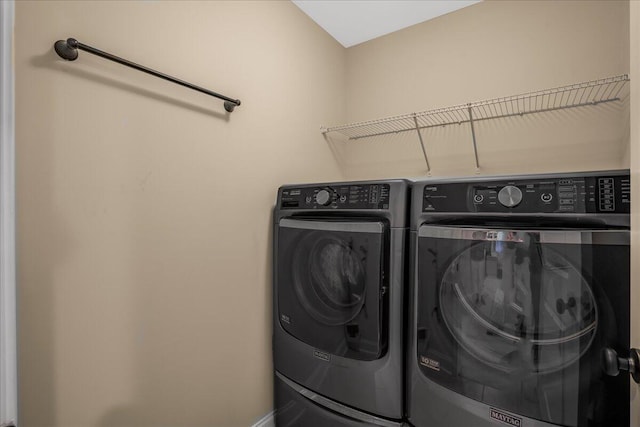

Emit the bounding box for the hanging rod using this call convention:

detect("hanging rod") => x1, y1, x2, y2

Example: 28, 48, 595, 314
54, 38, 241, 112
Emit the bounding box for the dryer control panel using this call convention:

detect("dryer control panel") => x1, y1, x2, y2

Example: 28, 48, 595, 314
422, 174, 630, 214
281, 183, 391, 210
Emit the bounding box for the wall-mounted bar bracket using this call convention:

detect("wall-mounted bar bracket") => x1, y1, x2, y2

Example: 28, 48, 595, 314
412, 114, 431, 175
467, 105, 480, 172
54, 38, 241, 112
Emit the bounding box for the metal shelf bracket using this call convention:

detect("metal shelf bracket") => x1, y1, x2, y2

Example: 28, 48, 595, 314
412, 114, 431, 175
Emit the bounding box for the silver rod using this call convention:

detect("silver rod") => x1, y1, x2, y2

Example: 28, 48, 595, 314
578, 87, 587, 104
468, 107, 480, 170
556, 89, 563, 106
424, 114, 439, 127
413, 115, 430, 173
351, 127, 414, 140
593, 83, 606, 102
603, 81, 617, 100
568, 88, 576, 105
443, 110, 457, 124
372, 122, 391, 134
558, 88, 567, 107
434, 111, 449, 125
489, 103, 502, 116
449, 109, 462, 123
465, 98, 621, 124
612, 80, 626, 98
394, 119, 411, 132
569, 88, 579, 106
482, 104, 491, 121
566, 88, 575, 105
457, 108, 468, 123
586, 84, 597, 102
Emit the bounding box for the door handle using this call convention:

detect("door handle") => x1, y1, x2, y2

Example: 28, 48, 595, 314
602, 347, 640, 383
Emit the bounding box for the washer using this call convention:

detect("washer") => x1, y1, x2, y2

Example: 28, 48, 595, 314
273, 180, 409, 426
407, 170, 636, 427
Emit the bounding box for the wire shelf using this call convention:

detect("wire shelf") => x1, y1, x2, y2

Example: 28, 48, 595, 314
321, 74, 630, 172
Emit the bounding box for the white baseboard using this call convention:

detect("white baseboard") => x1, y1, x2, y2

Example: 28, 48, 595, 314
250, 410, 275, 427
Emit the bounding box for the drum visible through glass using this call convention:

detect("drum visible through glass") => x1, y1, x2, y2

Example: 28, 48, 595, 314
293, 234, 367, 326
439, 235, 597, 373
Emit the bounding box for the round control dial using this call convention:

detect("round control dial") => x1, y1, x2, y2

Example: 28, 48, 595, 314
498, 185, 523, 208
315, 189, 333, 206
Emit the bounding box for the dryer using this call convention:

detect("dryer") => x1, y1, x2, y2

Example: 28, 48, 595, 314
273, 180, 409, 426
407, 171, 638, 427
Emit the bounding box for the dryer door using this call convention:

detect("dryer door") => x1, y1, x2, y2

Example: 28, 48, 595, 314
277, 218, 388, 361
416, 225, 629, 427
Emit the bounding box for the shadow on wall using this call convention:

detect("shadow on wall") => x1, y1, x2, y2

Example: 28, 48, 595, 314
22, 46, 258, 427
325, 130, 432, 179
18, 55, 72, 427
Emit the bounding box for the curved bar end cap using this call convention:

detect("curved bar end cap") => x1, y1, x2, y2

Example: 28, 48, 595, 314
224, 100, 241, 113
54, 38, 79, 61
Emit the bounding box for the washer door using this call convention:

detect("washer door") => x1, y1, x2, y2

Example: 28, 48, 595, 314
439, 234, 597, 374
416, 225, 630, 427
277, 218, 387, 361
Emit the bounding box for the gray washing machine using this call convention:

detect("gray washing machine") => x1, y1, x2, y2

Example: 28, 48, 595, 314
407, 170, 639, 427
273, 180, 409, 426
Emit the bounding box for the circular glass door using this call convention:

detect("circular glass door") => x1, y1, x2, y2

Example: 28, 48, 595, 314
439, 235, 598, 373
292, 233, 367, 326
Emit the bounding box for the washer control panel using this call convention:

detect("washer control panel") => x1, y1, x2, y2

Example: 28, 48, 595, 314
281, 183, 391, 210
422, 174, 630, 214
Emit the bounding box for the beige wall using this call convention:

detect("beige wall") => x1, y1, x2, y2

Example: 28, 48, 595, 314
15, 1, 637, 426
15, 1, 345, 426
630, 1, 639, 425
333, 0, 630, 179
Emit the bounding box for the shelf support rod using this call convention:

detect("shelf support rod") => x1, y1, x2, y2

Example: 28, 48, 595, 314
412, 114, 431, 175
53, 38, 241, 112
467, 106, 480, 172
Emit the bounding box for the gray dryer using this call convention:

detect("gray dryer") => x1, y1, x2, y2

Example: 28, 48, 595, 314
273, 180, 409, 426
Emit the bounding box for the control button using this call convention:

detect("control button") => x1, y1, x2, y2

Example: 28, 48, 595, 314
339, 195, 347, 203
473, 194, 484, 203
498, 185, 523, 208
541, 193, 553, 203
305, 196, 312, 204
315, 189, 332, 206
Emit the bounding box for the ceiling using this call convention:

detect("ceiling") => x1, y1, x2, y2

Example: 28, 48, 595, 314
292, 0, 481, 48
